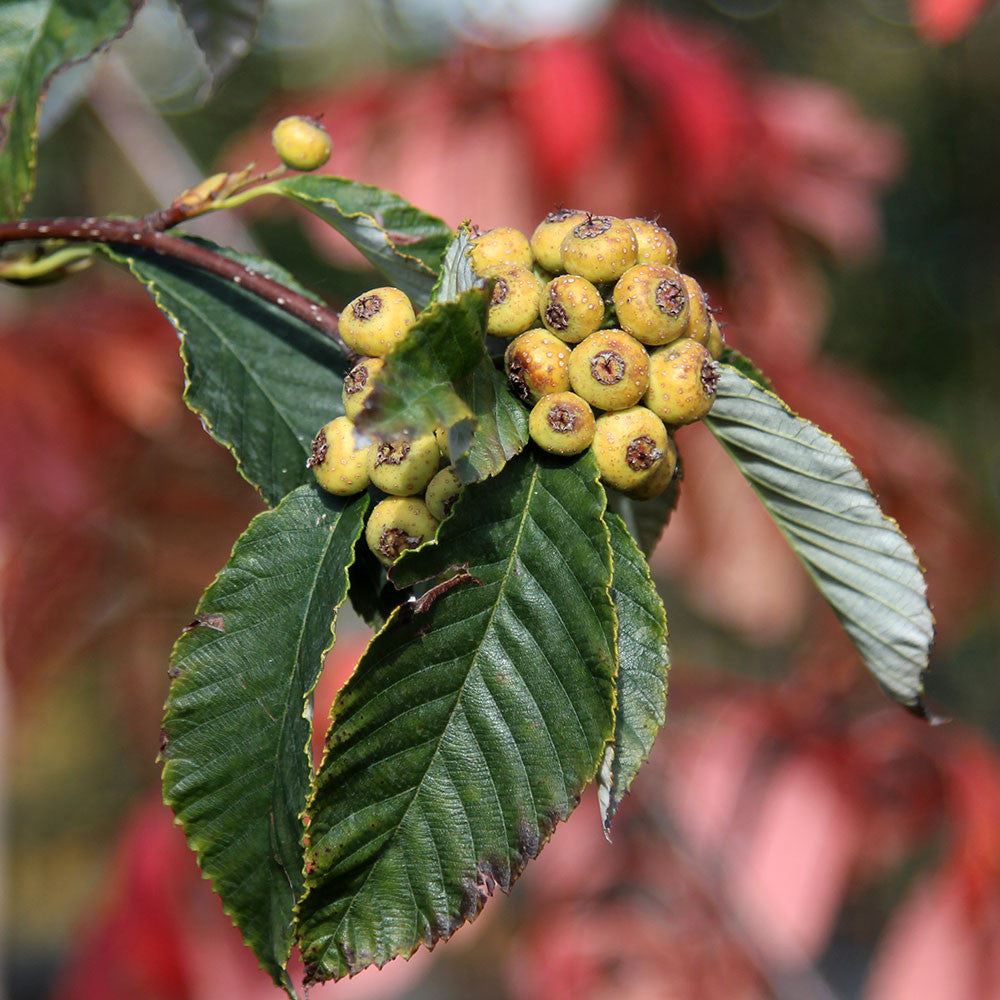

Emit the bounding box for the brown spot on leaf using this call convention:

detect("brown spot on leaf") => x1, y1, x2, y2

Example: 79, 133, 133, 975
181, 612, 226, 634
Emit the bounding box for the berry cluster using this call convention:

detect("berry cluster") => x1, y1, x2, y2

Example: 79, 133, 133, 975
483, 211, 722, 497
309, 212, 724, 566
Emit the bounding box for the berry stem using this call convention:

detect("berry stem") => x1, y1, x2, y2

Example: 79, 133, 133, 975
0, 211, 343, 347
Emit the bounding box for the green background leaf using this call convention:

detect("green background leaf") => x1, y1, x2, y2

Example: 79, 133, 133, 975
161, 484, 368, 988
177, 0, 264, 86
0, 0, 139, 218
297, 451, 617, 982
598, 514, 670, 834
265, 175, 453, 308
705, 365, 934, 710
101, 240, 346, 506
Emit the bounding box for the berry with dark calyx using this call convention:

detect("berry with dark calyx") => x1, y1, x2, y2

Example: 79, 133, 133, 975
568, 329, 649, 411
645, 337, 720, 426
613, 264, 690, 347
307, 416, 371, 496
539, 274, 604, 344
626, 218, 678, 267
592, 406, 671, 493
530, 208, 589, 272
425, 467, 463, 521
560, 215, 638, 283
626, 434, 678, 500
340, 287, 415, 357
706, 313, 724, 360
485, 265, 541, 338
470, 226, 533, 273
271, 115, 332, 171
528, 391, 596, 456
342, 357, 384, 421
367, 432, 440, 496
680, 274, 711, 347
505, 329, 570, 403
365, 497, 439, 566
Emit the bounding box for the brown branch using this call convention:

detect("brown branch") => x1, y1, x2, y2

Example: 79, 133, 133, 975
0, 215, 345, 352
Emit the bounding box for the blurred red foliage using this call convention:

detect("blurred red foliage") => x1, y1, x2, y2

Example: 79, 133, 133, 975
911, 0, 994, 43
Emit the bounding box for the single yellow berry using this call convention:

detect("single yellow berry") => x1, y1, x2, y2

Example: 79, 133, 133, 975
367, 433, 440, 496
425, 467, 463, 520
365, 497, 439, 566
470, 226, 533, 273
539, 274, 605, 344
528, 392, 596, 456
529, 208, 590, 272
613, 264, 689, 347
271, 115, 332, 171
680, 274, 711, 347
625, 218, 678, 266
568, 330, 649, 411
434, 425, 450, 462
307, 416, 371, 496
484, 265, 541, 338
504, 329, 571, 403
342, 357, 384, 421
644, 338, 720, 425
706, 313, 724, 360
592, 407, 671, 493
560, 215, 638, 284
340, 287, 415, 357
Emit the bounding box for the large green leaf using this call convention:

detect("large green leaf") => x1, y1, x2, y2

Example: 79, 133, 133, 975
161, 484, 368, 989
101, 240, 346, 506
264, 175, 453, 308
598, 514, 670, 835
704, 365, 934, 710
297, 451, 617, 982
0, 0, 139, 218
353, 286, 488, 441
177, 0, 263, 85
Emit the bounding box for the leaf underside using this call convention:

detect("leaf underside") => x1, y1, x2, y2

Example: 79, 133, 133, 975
297, 450, 618, 982
705, 365, 934, 710
161, 484, 368, 989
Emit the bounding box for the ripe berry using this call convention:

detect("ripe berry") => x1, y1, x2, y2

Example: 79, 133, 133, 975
568, 330, 649, 411
470, 226, 533, 273
528, 391, 596, 456
592, 407, 671, 493
680, 274, 711, 347
367, 432, 440, 496
340, 287, 415, 357
645, 338, 720, 426
271, 115, 332, 172
434, 425, 450, 462
625, 218, 678, 267
342, 357, 384, 421
707, 313, 724, 360
425, 467, 463, 521
485, 265, 541, 338
307, 416, 371, 496
626, 434, 678, 500
530, 208, 589, 272
560, 215, 638, 284
365, 497, 439, 566
505, 329, 570, 403
613, 264, 689, 347
539, 274, 604, 344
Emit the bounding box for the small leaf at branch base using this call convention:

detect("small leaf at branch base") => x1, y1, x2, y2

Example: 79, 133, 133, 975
162, 484, 367, 989
297, 451, 617, 983
599, 514, 670, 836
705, 365, 934, 711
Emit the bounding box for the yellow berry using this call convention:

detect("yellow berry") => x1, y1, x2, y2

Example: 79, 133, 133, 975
707, 313, 724, 360
625, 218, 678, 267
470, 227, 533, 273
340, 287, 415, 357
307, 416, 371, 496
613, 264, 689, 347
505, 329, 571, 403
539, 274, 605, 344
342, 357, 384, 421
425, 467, 463, 520
568, 330, 649, 411
626, 434, 678, 500
484, 265, 541, 338
530, 208, 590, 272
592, 407, 671, 493
271, 115, 332, 171
365, 497, 439, 566
680, 274, 711, 347
367, 433, 440, 496
644, 338, 720, 426
528, 392, 595, 456
560, 215, 638, 283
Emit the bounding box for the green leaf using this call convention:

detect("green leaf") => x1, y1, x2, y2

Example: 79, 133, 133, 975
297, 451, 617, 982
720, 345, 771, 390
604, 455, 682, 558
346, 539, 409, 631
100, 240, 346, 506
430, 223, 477, 302
0, 0, 139, 218
265, 175, 453, 308
353, 286, 488, 441
705, 365, 934, 710
598, 514, 669, 835
161, 484, 368, 989
176, 0, 264, 86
